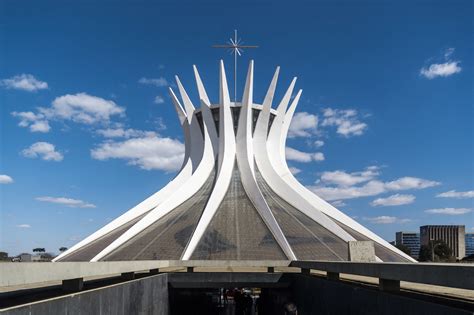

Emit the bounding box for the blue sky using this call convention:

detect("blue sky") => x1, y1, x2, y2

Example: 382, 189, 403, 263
1, 0, 472, 256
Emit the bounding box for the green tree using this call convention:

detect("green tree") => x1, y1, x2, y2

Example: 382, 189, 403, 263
418, 240, 454, 262
33, 248, 45, 253
59, 247, 68, 253
419, 245, 431, 261
395, 244, 411, 256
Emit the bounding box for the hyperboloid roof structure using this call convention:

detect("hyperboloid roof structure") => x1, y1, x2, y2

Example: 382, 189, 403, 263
54, 61, 415, 262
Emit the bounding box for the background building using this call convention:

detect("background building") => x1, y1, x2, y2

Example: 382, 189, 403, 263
466, 233, 474, 257
420, 225, 465, 259
395, 232, 420, 259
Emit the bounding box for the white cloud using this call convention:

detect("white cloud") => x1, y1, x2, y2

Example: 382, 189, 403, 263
288, 112, 318, 138
310, 166, 439, 201
371, 194, 415, 207
154, 96, 165, 104
16, 224, 31, 228
420, 61, 461, 79
311, 180, 386, 201
43, 93, 125, 125
364, 216, 411, 224
0, 174, 14, 184
91, 135, 185, 172
421, 48, 461, 79
11, 111, 51, 133
425, 208, 472, 215
96, 128, 156, 139
319, 166, 379, 187
436, 190, 474, 199
1, 74, 48, 91
36, 196, 96, 208
444, 48, 455, 59
11, 93, 124, 133
139, 77, 168, 87
314, 140, 324, 148
285, 147, 324, 163
21, 142, 64, 161
321, 108, 367, 137
289, 167, 302, 175
384, 177, 440, 190
331, 200, 346, 207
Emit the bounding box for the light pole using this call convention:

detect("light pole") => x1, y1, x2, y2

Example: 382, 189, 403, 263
430, 237, 441, 262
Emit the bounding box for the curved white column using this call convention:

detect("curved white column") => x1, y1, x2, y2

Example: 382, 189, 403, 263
193, 66, 219, 156
182, 61, 236, 260
90, 75, 218, 262
53, 91, 193, 262
254, 74, 356, 247
235, 61, 296, 260
271, 91, 416, 263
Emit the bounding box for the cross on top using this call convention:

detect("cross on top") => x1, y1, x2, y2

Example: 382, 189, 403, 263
212, 30, 258, 102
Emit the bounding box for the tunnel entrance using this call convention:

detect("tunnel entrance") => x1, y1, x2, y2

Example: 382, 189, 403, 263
169, 287, 296, 315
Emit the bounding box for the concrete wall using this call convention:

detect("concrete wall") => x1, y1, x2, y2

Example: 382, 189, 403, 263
1, 274, 169, 315
2, 273, 472, 315
289, 274, 472, 315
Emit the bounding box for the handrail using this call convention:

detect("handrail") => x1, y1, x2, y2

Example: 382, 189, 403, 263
290, 261, 474, 291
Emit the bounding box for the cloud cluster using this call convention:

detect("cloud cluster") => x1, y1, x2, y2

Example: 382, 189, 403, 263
370, 194, 415, 207
16, 224, 31, 228
0, 174, 14, 184
138, 77, 168, 87
11, 111, 51, 133
288, 108, 368, 139
154, 96, 165, 104
424, 208, 472, 215
11, 93, 125, 133
91, 134, 185, 171
47, 93, 125, 124
96, 128, 156, 139
436, 190, 474, 199
420, 62, 461, 79
420, 48, 462, 79
21, 142, 64, 161
288, 112, 318, 138
314, 140, 324, 148
36, 196, 96, 208
364, 216, 411, 224
1, 74, 48, 92
319, 166, 379, 187
321, 108, 367, 137
286, 147, 324, 163
310, 166, 439, 201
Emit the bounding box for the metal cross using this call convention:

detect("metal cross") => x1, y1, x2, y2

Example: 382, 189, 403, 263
212, 30, 258, 102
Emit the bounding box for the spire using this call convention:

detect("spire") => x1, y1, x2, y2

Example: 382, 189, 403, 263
193, 65, 211, 105
168, 87, 187, 125
175, 75, 195, 123
275, 77, 297, 117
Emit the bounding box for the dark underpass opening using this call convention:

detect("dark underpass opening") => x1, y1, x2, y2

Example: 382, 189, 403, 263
169, 287, 296, 315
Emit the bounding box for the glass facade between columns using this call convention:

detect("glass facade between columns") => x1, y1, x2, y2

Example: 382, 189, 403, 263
103, 170, 216, 261
58, 212, 151, 262
255, 168, 349, 261
191, 162, 287, 260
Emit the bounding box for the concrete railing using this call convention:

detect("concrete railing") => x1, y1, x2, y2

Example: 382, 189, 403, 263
290, 261, 474, 292
1, 260, 472, 293
0, 260, 290, 289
